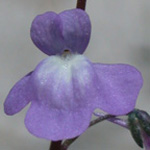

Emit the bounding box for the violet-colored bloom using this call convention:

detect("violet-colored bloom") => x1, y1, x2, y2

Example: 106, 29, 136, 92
4, 9, 143, 141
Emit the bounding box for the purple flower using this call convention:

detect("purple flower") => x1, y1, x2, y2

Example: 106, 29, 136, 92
4, 9, 143, 141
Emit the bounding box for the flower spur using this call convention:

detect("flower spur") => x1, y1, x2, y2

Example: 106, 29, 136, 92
4, 8, 143, 141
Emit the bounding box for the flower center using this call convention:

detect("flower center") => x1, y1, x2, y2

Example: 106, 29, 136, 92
62, 49, 70, 55
61, 50, 73, 60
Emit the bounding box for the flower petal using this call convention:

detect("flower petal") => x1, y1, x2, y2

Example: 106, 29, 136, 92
30, 9, 91, 55
30, 12, 65, 55
25, 54, 98, 140
59, 9, 91, 54
4, 72, 33, 115
25, 103, 91, 141
93, 64, 143, 115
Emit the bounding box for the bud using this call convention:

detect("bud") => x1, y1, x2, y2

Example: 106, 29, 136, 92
128, 109, 143, 148
128, 109, 150, 150
136, 110, 150, 136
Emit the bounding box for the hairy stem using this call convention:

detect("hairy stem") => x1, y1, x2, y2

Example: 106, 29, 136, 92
89, 114, 115, 127
94, 112, 129, 129
49, 141, 62, 150
76, 0, 87, 10
108, 117, 128, 129
61, 137, 78, 150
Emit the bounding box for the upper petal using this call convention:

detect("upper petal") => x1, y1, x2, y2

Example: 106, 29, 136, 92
93, 64, 143, 115
4, 72, 33, 115
59, 9, 91, 54
30, 9, 91, 55
25, 54, 98, 140
30, 12, 65, 55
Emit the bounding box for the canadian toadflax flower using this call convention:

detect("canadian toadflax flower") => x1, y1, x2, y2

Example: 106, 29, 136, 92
4, 9, 143, 141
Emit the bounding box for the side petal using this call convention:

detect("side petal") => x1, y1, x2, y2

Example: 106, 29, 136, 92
25, 55, 98, 140
30, 12, 65, 55
93, 64, 143, 115
59, 9, 91, 54
4, 72, 33, 115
